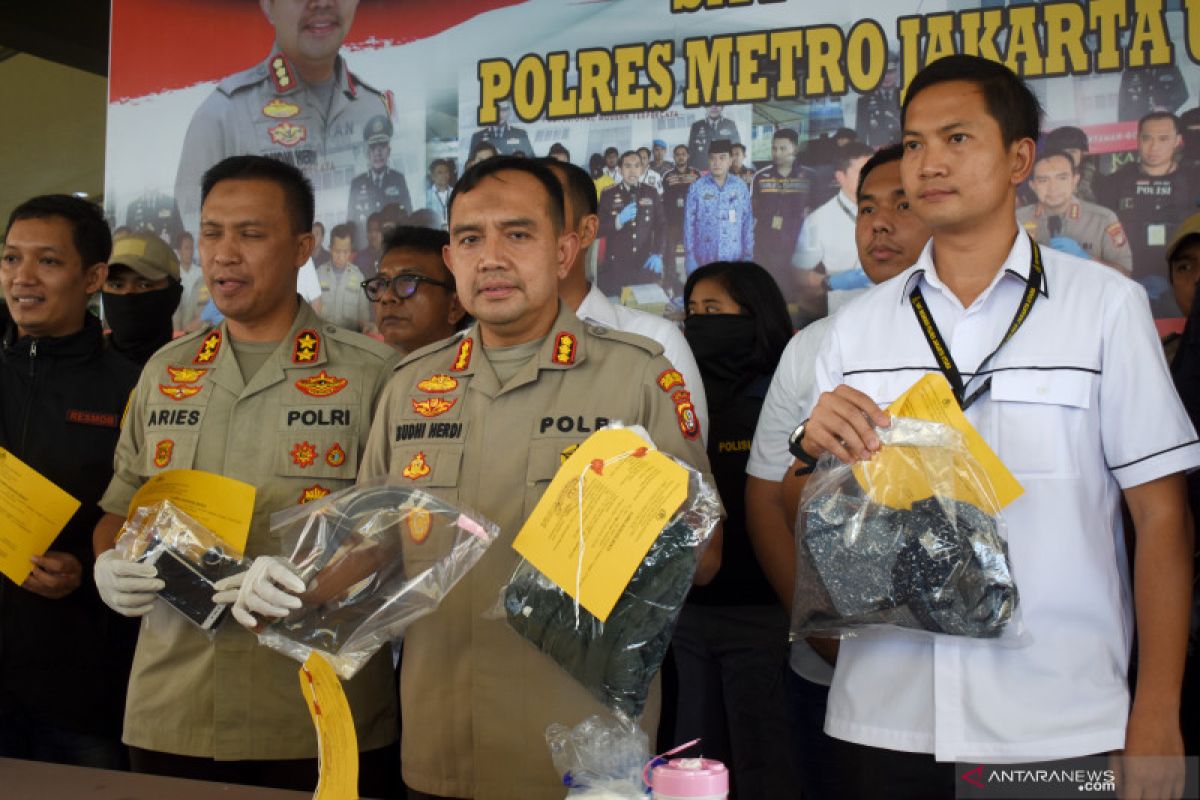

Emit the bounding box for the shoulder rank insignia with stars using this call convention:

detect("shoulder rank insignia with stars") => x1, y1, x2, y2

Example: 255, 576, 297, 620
298, 485, 331, 504
412, 397, 457, 418
194, 330, 222, 364
159, 383, 203, 401
417, 374, 458, 394
451, 337, 473, 372
167, 366, 208, 384
295, 370, 348, 397
293, 329, 320, 364
658, 369, 685, 392
402, 452, 432, 480
269, 54, 296, 93
552, 332, 577, 365
673, 389, 700, 440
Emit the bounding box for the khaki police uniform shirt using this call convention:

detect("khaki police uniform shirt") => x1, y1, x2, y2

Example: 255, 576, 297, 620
358, 304, 714, 800
100, 302, 400, 760
316, 261, 371, 332
1017, 200, 1133, 273
173, 47, 390, 235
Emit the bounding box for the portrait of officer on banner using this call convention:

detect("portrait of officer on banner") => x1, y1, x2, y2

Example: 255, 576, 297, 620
347, 115, 412, 250
468, 99, 534, 158
173, 0, 392, 235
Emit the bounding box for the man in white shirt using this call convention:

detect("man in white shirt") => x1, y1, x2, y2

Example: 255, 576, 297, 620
792, 142, 874, 315
794, 55, 1196, 799
746, 143, 931, 799
173, 230, 204, 332
543, 157, 708, 443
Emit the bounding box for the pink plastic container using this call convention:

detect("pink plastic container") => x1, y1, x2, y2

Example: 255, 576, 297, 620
648, 757, 729, 800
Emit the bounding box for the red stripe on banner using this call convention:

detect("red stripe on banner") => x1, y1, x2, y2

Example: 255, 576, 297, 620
1078, 121, 1138, 155
109, 0, 527, 102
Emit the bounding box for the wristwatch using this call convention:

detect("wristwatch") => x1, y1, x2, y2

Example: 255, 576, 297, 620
788, 419, 819, 467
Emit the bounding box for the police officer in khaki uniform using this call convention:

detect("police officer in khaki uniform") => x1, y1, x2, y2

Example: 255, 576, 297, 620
357, 157, 719, 800
316, 223, 371, 331
597, 150, 665, 296
173, 0, 390, 238
1017, 149, 1132, 273
93, 156, 399, 794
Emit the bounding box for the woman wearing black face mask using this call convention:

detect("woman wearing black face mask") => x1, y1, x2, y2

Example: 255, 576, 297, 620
103, 232, 183, 365
670, 261, 795, 798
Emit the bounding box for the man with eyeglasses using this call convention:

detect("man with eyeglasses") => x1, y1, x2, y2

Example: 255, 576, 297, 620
362, 225, 468, 354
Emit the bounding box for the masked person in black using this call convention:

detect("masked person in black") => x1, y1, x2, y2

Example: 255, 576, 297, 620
668, 260, 795, 799
0, 194, 141, 768
103, 231, 182, 365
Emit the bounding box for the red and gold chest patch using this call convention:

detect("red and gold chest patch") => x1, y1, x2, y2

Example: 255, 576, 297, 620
262, 98, 300, 119
159, 383, 203, 401
657, 369, 685, 392
402, 452, 431, 480
194, 330, 221, 364
407, 508, 432, 544
298, 485, 331, 504
290, 441, 317, 468
166, 366, 208, 384
412, 397, 457, 418
295, 369, 348, 398
154, 439, 174, 468
269, 121, 307, 148
293, 330, 320, 364
451, 337, 473, 372
325, 443, 346, 467
552, 332, 577, 365
673, 389, 700, 440
417, 374, 458, 394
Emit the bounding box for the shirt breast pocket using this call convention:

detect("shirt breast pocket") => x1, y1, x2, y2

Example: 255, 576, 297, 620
988, 370, 1094, 478
524, 435, 580, 520
391, 444, 463, 568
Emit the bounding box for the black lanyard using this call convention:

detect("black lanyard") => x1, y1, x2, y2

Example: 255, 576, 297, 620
908, 238, 1044, 410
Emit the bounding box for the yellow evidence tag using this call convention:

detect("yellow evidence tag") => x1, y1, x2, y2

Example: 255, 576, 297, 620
513, 427, 689, 622
0, 448, 80, 585
128, 469, 256, 553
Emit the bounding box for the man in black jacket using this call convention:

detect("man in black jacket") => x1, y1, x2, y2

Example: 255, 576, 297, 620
0, 194, 141, 768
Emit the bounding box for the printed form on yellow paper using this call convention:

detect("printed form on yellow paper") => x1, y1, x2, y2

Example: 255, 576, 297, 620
512, 427, 689, 622
128, 469, 256, 554
0, 448, 80, 585
300, 652, 359, 800
852, 373, 1024, 511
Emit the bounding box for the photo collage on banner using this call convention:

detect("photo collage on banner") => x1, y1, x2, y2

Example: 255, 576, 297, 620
107, 0, 1200, 328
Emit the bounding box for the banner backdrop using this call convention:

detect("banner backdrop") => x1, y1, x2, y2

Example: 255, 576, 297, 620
106, 0, 1200, 325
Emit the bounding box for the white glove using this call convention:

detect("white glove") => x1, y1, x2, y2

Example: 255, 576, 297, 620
230, 556, 305, 629
211, 570, 245, 607
94, 549, 164, 617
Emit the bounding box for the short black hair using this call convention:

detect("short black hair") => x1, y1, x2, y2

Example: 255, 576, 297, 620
447, 155, 566, 233
381, 225, 453, 283
773, 127, 799, 144
6, 194, 112, 268
619, 150, 640, 167
548, 142, 570, 159
329, 223, 354, 243
469, 141, 498, 162
637, 146, 650, 157
684, 261, 793, 376
1033, 148, 1077, 174
835, 141, 875, 173
1139, 111, 1181, 136
856, 143, 905, 201
731, 142, 747, 154
1044, 126, 1089, 154
902, 54, 1042, 147
539, 158, 598, 225
200, 155, 314, 234
604, 146, 619, 157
